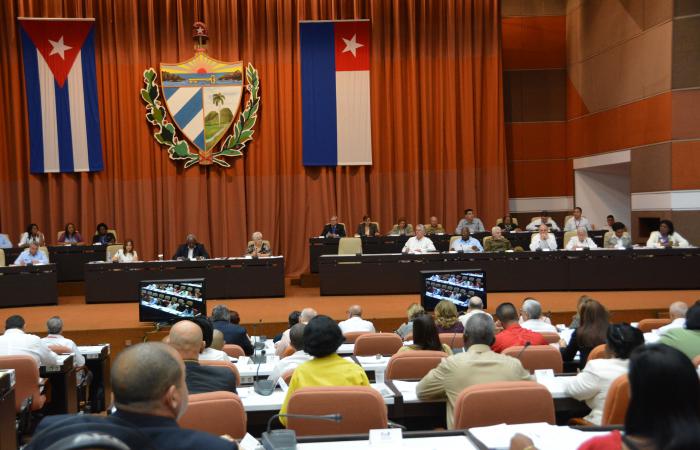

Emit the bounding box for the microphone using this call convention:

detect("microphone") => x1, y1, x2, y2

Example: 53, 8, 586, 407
262, 413, 342, 450
253, 349, 276, 396
253, 319, 265, 351
515, 341, 531, 360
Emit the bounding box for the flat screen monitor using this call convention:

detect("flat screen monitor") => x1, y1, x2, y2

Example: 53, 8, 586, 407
139, 278, 206, 323
420, 269, 486, 312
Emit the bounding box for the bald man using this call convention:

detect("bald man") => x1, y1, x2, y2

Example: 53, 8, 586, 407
30, 342, 236, 450
168, 320, 237, 394
338, 305, 376, 334
173, 233, 209, 260
655, 301, 690, 335
276, 307, 318, 356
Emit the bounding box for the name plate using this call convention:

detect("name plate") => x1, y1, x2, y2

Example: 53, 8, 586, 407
369, 428, 402, 446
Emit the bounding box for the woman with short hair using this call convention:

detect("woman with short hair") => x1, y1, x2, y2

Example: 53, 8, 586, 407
246, 231, 271, 257
646, 219, 690, 248
279, 315, 369, 425
395, 303, 424, 339
434, 300, 464, 334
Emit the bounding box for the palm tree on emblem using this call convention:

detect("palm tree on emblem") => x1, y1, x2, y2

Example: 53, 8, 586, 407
212, 92, 225, 126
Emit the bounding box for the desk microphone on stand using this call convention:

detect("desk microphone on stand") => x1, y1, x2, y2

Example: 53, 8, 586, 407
253, 349, 276, 396
261, 413, 342, 450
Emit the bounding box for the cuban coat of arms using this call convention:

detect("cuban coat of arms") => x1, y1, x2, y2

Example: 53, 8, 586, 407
141, 22, 260, 167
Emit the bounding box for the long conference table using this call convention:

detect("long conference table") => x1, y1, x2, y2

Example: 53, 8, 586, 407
0, 264, 58, 307
3, 245, 106, 282
309, 230, 607, 273
84, 257, 285, 303
318, 248, 700, 295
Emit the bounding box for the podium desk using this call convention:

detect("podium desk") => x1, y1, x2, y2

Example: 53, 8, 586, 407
84, 257, 285, 303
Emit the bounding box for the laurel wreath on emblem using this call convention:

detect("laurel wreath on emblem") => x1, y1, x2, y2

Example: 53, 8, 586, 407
140, 63, 260, 168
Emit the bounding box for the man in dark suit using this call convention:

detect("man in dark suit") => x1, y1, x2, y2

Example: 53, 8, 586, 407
320, 215, 346, 238
173, 233, 210, 260
168, 320, 237, 394
211, 305, 254, 355
28, 342, 236, 450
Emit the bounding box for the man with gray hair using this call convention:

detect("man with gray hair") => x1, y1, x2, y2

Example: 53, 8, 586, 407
30, 342, 236, 449
42, 316, 85, 369
173, 233, 209, 260
268, 323, 312, 382
211, 305, 252, 355
338, 305, 376, 334
519, 298, 558, 333
655, 301, 690, 335
401, 224, 436, 254
458, 296, 491, 327
417, 314, 531, 428
276, 307, 318, 356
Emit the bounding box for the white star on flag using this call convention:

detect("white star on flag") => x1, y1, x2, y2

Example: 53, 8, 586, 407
48, 36, 72, 59
341, 34, 364, 57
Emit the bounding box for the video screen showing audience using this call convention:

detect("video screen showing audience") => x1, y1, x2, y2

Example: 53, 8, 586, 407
421, 270, 486, 312
139, 278, 206, 323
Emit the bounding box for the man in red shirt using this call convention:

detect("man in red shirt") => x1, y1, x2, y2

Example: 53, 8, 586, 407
491, 302, 547, 353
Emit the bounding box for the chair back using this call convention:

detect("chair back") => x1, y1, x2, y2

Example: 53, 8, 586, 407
495, 218, 519, 226
338, 237, 362, 255
588, 344, 609, 361
563, 231, 577, 248
564, 215, 573, 226
106, 244, 122, 262
353, 333, 403, 356
0, 248, 4, 267
178, 391, 246, 439
222, 344, 245, 359
0, 355, 46, 412
39, 246, 50, 262
449, 236, 460, 248
503, 345, 563, 373
453, 381, 555, 429
385, 350, 446, 380
439, 333, 464, 349
198, 359, 241, 386
603, 231, 613, 247
281, 345, 296, 358
0, 233, 10, 247
538, 332, 561, 344
601, 375, 630, 425
287, 386, 387, 436
343, 331, 370, 343
482, 236, 492, 248
94, 229, 118, 242
638, 318, 672, 333
47, 344, 72, 354
56, 231, 63, 242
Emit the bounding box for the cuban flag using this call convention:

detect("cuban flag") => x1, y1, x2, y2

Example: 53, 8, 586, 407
18, 18, 103, 173
300, 20, 372, 166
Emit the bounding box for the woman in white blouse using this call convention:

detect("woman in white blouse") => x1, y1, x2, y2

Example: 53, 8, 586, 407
565, 323, 644, 425
112, 239, 138, 263
566, 227, 598, 250
18, 223, 45, 248
646, 220, 690, 248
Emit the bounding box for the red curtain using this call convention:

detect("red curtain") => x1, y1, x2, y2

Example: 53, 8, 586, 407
0, 0, 507, 276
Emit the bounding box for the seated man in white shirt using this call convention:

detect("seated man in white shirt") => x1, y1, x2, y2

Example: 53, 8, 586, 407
566, 227, 598, 250
0, 315, 58, 366
564, 207, 594, 231
458, 296, 490, 327
654, 301, 689, 335
402, 224, 436, 254
519, 298, 558, 333
529, 224, 558, 251
338, 305, 376, 334
450, 228, 483, 253
13, 242, 49, 266
525, 211, 560, 231
41, 316, 86, 368
275, 308, 317, 356
268, 323, 312, 382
